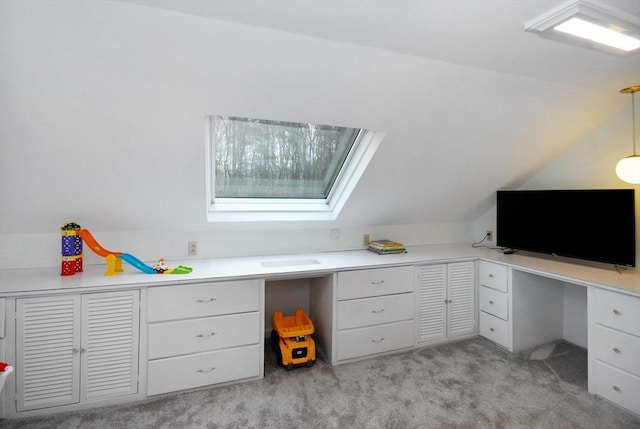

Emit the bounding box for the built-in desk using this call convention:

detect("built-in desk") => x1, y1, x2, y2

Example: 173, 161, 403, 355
0, 244, 638, 418
476, 253, 640, 416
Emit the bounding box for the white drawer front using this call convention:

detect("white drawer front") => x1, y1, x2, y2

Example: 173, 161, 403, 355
594, 289, 640, 336
336, 320, 414, 361
592, 360, 640, 415
337, 293, 414, 330
479, 311, 510, 348
338, 266, 414, 300
479, 286, 508, 321
147, 345, 261, 396
148, 312, 261, 360
478, 261, 508, 293
594, 324, 640, 377
148, 280, 260, 322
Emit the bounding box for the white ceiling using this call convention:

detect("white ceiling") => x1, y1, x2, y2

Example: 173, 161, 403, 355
126, 0, 639, 87
4, 0, 639, 235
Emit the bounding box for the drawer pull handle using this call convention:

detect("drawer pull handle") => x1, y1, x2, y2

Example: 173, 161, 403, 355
371, 309, 385, 314
612, 347, 621, 354
489, 274, 494, 278
370, 280, 385, 285
613, 309, 621, 316
490, 328, 495, 332
196, 332, 217, 338
196, 367, 216, 373
371, 337, 385, 343
489, 300, 494, 305
613, 385, 621, 392
196, 298, 217, 303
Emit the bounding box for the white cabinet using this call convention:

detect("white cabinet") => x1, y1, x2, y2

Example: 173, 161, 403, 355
146, 279, 263, 395
588, 288, 640, 415
334, 266, 414, 363
416, 261, 476, 345
15, 290, 140, 412
477, 260, 511, 349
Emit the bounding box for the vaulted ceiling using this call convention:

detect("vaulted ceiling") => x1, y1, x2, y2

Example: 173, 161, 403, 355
2, 1, 639, 235
121, 0, 640, 227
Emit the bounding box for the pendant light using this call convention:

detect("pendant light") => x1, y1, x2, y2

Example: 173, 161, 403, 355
615, 85, 640, 184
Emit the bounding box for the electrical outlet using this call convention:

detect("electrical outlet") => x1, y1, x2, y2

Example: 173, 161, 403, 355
330, 228, 340, 240
188, 241, 198, 256
486, 230, 493, 241
363, 233, 370, 246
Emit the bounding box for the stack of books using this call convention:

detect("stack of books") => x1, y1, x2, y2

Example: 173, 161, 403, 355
367, 239, 407, 255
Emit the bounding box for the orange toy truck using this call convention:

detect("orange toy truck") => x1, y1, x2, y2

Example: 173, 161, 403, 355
271, 308, 316, 370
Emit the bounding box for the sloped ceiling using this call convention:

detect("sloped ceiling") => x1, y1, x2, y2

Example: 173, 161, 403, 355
2, 1, 639, 234
121, 0, 640, 226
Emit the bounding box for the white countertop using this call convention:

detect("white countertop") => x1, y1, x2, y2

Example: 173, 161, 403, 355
1, 244, 639, 297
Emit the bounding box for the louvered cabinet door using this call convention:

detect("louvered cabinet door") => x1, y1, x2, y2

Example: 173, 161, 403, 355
81, 290, 140, 401
16, 295, 82, 411
446, 262, 476, 338
416, 265, 446, 343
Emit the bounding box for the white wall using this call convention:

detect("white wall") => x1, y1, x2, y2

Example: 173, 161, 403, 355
475, 102, 640, 268
1, 1, 634, 270
0, 0, 480, 269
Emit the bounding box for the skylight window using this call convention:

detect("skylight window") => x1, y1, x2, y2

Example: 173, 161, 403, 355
206, 116, 383, 222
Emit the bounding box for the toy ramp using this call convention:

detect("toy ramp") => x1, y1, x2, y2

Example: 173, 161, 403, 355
77, 229, 121, 257
119, 253, 157, 274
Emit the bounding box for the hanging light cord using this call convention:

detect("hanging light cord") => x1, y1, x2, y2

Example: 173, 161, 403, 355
621, 85, 640, 156
632, 90, 637, 156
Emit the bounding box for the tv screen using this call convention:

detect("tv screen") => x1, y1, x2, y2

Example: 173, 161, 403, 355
496, 189, 636, 267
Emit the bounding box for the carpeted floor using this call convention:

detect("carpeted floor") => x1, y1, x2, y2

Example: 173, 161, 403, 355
2, 337, 639, 428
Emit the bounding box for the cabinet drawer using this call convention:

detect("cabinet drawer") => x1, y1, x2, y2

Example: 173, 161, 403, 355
594, 289, 640, 336
479, 286, 508, 320
147, 344, 261, 396
592, 360, 640, 415
148, 280, 260, 322
148, 312, 261, 360
594, 324, 640, 376
479, 311, 510, 348
337, 293, 414, 330
478, 261, 508, 293
336, 320, 414, 361
337, 266, 414, 300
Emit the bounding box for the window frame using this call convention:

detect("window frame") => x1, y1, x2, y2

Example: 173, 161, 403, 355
205, 116, 383, 222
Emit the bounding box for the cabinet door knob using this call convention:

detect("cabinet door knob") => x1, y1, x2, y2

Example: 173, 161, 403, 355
613, 385, 621, 392
489, 274, 494, 278
490, 328, 495, 332
196, 298, 217, 303
612, 347, 621, 354
489, 300, 494, 304
613, 309, 621, 316
72, 348, 80, 354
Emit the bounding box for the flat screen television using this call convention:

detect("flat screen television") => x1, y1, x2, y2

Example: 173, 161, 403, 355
496, 189, 636, 267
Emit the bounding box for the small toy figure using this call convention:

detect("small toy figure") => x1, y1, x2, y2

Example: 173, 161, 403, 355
153, 258, 168, 273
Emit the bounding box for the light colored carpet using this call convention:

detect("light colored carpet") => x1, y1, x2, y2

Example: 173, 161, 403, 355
3, 338, 639, 428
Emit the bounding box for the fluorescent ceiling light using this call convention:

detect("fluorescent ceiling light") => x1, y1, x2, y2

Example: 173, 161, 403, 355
554, 17, 640, 52
525, 0, 640, 55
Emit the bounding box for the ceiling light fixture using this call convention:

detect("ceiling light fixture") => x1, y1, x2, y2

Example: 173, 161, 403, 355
525, 0, 640, 55
616, 85, 640, 185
